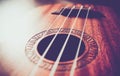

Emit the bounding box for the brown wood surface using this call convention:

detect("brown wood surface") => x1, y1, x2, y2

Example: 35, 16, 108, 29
0, 1, 120, 76
36, 4, 120, 76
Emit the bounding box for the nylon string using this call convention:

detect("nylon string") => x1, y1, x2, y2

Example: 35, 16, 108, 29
29, 6, 68, 76
49, 6, 83, 76
70, 7, 91, 76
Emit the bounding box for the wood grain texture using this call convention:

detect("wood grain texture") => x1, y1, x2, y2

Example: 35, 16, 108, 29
29, 3, 120, 76
1, 2, 120, 76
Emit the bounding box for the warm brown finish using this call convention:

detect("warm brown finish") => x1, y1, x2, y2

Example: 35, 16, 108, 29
32, 3, 120, 76
0, 1, 120, 76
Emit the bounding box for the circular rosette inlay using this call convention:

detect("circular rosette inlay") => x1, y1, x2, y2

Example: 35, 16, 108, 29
25, 28, 98, 71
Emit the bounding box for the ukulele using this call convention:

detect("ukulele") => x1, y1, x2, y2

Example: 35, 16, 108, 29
25, 0, 120, 76
1, 0, 120, 76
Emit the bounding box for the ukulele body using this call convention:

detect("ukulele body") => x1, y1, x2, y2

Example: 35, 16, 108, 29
1, 1, 120, 76
28, 3, 120, 76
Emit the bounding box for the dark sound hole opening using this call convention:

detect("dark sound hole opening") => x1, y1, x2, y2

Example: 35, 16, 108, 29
37, 34, 85, 62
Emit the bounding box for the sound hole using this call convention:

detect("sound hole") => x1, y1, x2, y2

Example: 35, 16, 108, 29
37, 34, 85, 62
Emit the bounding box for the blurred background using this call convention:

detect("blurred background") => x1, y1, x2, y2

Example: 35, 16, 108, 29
0, 0, 120, 16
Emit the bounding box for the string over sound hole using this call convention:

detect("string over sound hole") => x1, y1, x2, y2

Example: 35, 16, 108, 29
37, 34, 85, 62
